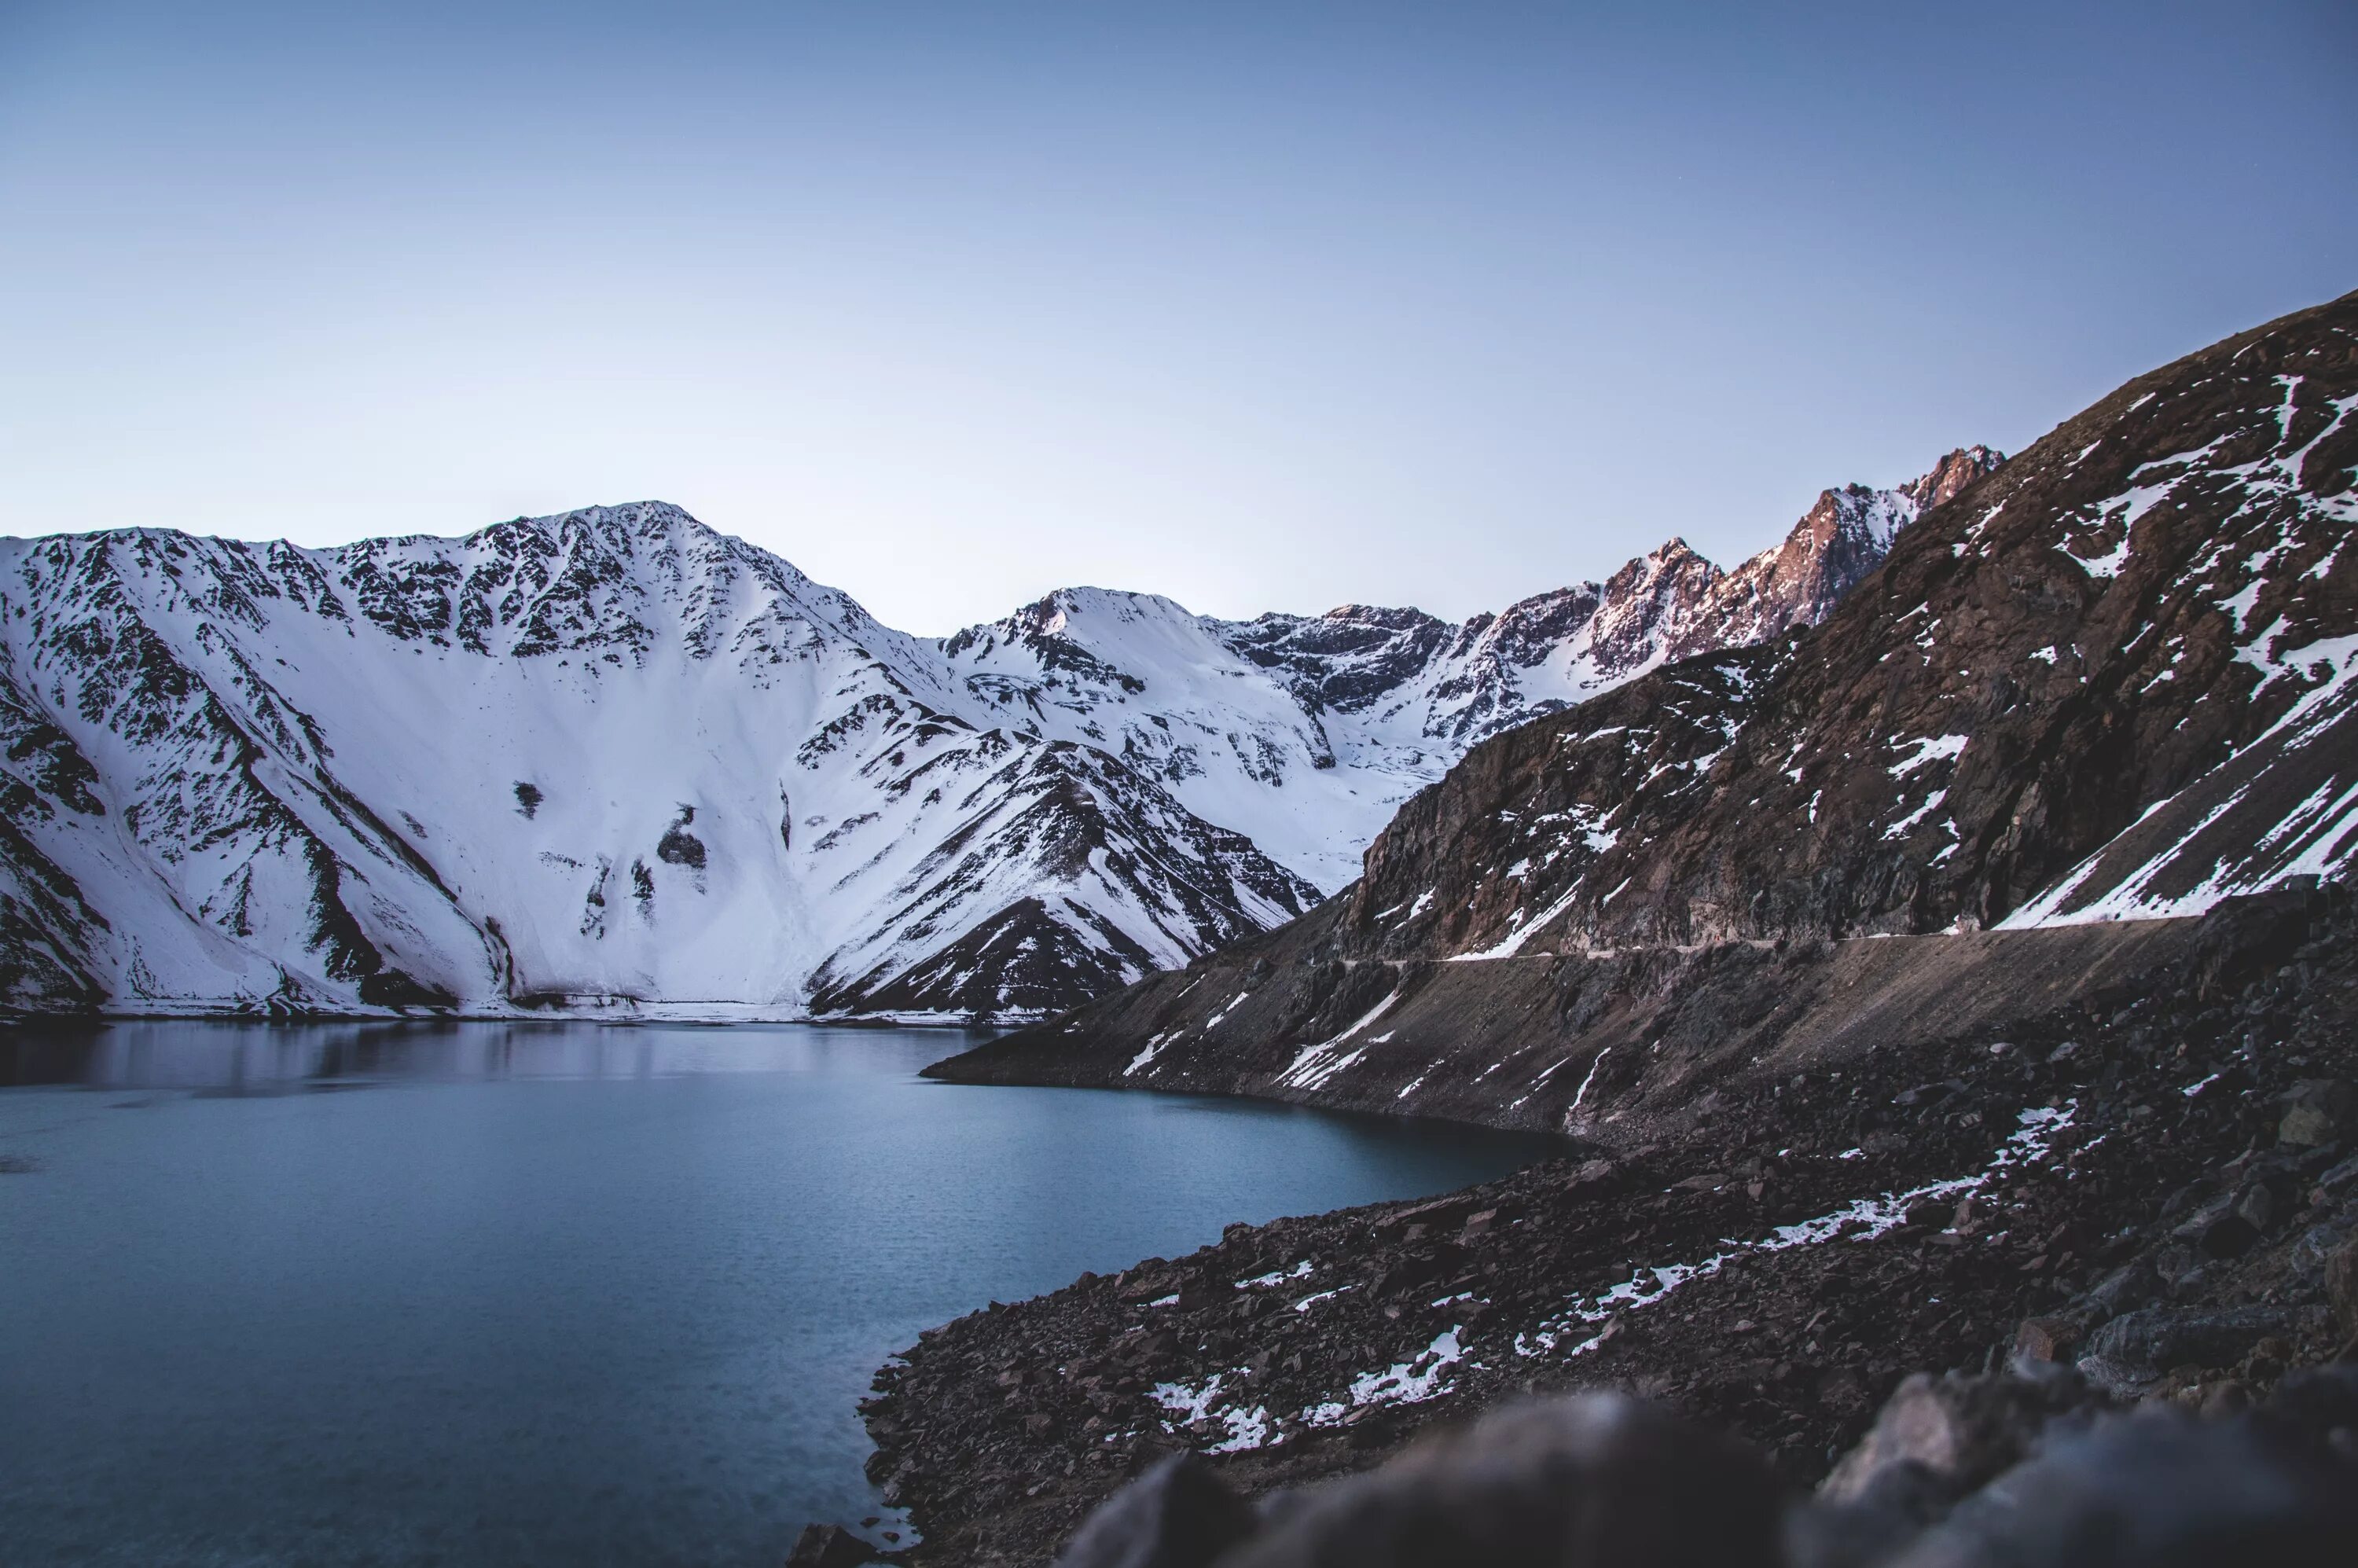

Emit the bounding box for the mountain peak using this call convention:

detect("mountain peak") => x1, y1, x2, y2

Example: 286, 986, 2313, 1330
1034, 585, 1196, 620
1314, 603, 1439, 630
1901, 446, 2006, 512
463, 499, 711, 548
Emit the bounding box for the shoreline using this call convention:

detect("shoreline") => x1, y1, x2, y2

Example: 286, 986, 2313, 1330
856, 894, 2358, 1565
919, 904, 2290, 1137
0, 1007, 1015, 1030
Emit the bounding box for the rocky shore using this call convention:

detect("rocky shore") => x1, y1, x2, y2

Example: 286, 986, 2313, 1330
840, 890, 2358, 1564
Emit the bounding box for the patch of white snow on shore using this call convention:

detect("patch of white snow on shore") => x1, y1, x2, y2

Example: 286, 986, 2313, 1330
1308, 1328, 1467, 1425
1511, 1104, 2081, 1361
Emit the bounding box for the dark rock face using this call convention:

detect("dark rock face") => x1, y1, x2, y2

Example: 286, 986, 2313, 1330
812, 896, 1162, 1020
1220, 605, 1457, 717
1664, 447, 2005, 666
654, 807, 706, 871
0, 643, 111, 1012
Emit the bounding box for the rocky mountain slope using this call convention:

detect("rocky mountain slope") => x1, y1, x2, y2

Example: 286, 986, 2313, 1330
0, 456, 1983, 1021
931, 289, 2358, 1102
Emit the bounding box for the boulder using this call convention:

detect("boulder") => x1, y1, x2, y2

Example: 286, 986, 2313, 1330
2169, 1195, 2257, 1259
2075, 1259, 2158, 1323
2311, 1151, 2358, 1203
2286, 1212, 2357, 1285
2327, 1235, 2358, 1338
2014, 1316, 2087, 1364
2279, 1080, 2357, 1148
784, 1523, 879, 1568
1877, 1408, 2358, 1566
1211, 1394, 1787, 1568
1053, 1453, 1258, 1568
1820, 1368, 2101, 1507
2076, 1307, 2301, 1397
1118, 1264, 1180, 1302
2232, 1182, 2280, 1233
1561, 1158, 1622, 1198
1376, 1194, 1482, 1233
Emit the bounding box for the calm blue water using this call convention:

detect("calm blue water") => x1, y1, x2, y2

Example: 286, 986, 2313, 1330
0, 1022, 1556, 1566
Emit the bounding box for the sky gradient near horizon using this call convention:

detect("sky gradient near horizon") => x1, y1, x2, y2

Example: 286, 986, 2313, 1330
3, 2, 2353, 634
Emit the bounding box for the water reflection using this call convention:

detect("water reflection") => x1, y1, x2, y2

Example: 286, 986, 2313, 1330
1, 1019, 951, 1091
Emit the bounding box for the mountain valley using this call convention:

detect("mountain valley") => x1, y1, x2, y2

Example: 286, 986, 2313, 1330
0, 450, 1993, 1022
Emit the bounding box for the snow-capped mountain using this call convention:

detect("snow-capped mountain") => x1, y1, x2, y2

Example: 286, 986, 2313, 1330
0, 509, 1323, 1022
0, 450, 1994, 1021
939, 445, 2000, 891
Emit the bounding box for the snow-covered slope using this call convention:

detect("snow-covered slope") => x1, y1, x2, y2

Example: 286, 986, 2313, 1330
0, 507, 1329, 1020
936, 446, 2001, 890
0, 450, 1993, 1021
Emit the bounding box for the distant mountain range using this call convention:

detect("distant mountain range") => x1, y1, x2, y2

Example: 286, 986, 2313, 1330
0, 442, 2000, 1021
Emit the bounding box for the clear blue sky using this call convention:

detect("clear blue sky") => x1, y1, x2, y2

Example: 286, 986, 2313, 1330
2, 2, 2351, 633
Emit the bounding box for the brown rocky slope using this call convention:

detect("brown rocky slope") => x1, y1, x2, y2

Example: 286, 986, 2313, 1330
927, 289, 2358, 1136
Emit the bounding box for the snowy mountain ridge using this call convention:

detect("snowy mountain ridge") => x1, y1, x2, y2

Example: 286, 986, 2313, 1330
943, 445, 2001, 890
0, 449, 1996, 1021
